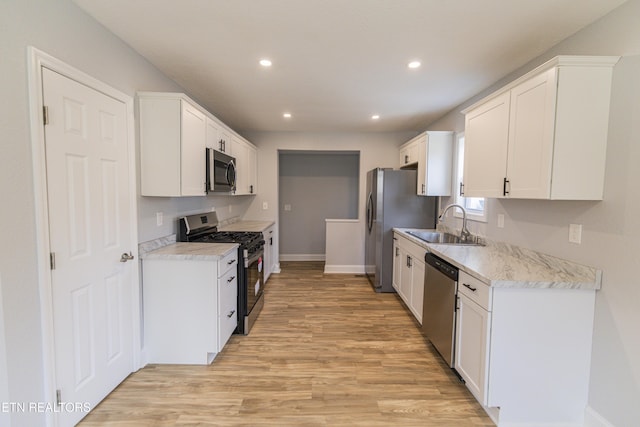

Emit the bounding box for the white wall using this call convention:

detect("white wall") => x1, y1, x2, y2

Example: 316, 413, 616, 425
242, 131, 417, 268
429, 1, 640, 424
0, 274, 11, 426
0, 1, 244, 425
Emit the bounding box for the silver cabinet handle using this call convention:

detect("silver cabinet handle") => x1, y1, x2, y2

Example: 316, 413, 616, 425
227, 310, 236, 318
120, 252, 134, 262
227, 276, 236, 283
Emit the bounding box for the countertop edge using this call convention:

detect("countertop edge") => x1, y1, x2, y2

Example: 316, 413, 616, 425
141, 242, 239, 261
218, 220, 275, 233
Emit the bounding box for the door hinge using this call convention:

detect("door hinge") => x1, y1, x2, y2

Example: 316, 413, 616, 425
43, 106, 49, 125
50, 252, 56, 270
56, 389, 62, 406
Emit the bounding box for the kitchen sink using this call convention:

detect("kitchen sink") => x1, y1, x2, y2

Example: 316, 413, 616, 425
407, 230, 483, 246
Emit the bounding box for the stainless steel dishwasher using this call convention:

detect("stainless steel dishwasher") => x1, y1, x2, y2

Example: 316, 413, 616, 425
421, 252, 458, 367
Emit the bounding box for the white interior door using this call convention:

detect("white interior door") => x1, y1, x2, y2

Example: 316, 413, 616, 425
42, 67, 134, 426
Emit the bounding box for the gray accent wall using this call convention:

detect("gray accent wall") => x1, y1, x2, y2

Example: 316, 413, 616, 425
429, 2, 640, 424
278, 151, 359, 257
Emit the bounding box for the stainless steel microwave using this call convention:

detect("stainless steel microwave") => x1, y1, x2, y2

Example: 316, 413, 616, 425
206, 148, 236, 193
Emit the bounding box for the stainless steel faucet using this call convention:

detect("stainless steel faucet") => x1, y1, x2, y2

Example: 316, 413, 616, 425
438, 204, 471, 242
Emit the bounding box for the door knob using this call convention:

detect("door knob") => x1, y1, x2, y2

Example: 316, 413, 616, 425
120, 252, 135, 262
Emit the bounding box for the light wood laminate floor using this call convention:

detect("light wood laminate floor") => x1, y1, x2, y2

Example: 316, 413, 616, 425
79, 261, 494, 426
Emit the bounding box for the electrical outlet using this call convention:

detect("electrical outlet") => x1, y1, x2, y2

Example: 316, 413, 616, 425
156, 212, 163, 227
497, 214, 505, 229
262, 202, 268, 210
228, 204, 233, 213
284, 204, 292, 212
569, 224, 582, 244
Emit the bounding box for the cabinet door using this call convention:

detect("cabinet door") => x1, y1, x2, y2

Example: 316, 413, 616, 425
455, 293, 491, 405
463, 91, 510, 198
416, 139, 427, 195
180, 101, 207, 196
392, 239, 402, 292
507, 68, 557, 199
399, 252, 412, 305
218, 267, 238, 350
247, 144, 257, 194
231, 137, 249, 194
263, 225, 274, 282
205, 117, 220, 150
409, 256, 425, 324
218, 128, 231, 153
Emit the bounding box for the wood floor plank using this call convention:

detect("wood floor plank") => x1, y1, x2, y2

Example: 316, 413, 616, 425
79, 261, 494, 426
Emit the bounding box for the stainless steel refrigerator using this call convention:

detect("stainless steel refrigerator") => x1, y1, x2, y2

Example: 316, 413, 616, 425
365, 168, 437, 292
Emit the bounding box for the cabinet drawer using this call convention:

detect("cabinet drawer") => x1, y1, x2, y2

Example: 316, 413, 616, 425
218, 267, 238, 349
218, 248, 238, 276
458, 271, 491, 311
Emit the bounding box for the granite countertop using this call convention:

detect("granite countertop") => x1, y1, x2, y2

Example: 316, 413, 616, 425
219, 220, 275, 233
394, 228, 601, 290
142, 242, 238, 261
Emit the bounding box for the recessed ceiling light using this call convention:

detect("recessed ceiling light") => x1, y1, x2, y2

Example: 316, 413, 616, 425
283, 112, 292, 118
408, 60, 421, 69
259, 59, 272, 67
371, 115, 380, 120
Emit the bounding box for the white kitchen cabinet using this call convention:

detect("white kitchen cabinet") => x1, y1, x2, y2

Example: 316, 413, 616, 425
231, 136, 258, 195
263, 224, 275, 283
399, 139, 420, 167
392, 238, 402, 292
455, 271, 492, 406
400, 131, 453, 196
139, 93, 207, 196
143, 246, 238, 365
462, 92, 510, 199
453, 270, 597, 425
205, 116, 232, 154
462, 55, 619, 200
393, 233, 425, 323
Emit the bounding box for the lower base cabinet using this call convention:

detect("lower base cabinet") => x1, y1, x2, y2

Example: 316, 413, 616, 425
392, 233, 425, 324
143, 248, 238, 365
454, 270, 597, 426
263, 224, 275, 283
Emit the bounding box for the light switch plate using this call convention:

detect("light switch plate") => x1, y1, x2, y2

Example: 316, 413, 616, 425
284, 204, 291, 211
156, 212, 163, 227
262, 202, 268, 210
569, 224, 582, 244
497, 214, 505, 229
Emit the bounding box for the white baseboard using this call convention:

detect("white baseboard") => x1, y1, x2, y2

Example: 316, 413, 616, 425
323, 265, 365, 274
280, 254, 325, 262
584, 406, 614, 427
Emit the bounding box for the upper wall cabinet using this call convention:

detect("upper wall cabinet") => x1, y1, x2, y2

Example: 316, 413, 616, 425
139, 92, 258, 197
399, 131, 453, 196
462, 55, 619, 200
231, 135, 258, 195
205, 117, 231, 154
139, 93, 207, 196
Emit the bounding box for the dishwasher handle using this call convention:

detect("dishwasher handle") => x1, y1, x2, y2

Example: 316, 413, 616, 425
424, 252, 458, 281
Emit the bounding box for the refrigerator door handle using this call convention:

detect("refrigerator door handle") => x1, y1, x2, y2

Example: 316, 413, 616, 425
367, 192, 372, 232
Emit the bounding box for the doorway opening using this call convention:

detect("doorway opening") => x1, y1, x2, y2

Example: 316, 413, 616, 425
278, 150, 359, 261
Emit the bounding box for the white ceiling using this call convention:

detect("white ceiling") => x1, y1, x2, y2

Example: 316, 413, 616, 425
74, 0, 625, 133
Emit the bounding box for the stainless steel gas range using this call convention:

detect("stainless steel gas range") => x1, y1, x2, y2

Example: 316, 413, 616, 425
178, 212, 265, 334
